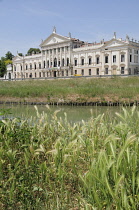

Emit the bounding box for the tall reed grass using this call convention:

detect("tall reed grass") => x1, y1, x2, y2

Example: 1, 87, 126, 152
0, 106, 139, 209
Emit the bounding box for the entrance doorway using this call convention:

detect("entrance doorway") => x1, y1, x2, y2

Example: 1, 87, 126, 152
54, 71, 57, 77
8, 73, 11, 79
113, 69, 117, 75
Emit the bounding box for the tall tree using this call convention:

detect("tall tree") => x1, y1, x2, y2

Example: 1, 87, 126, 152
0, 59, 6, 77
27, 48, 41, 55
5, 51, 14, 60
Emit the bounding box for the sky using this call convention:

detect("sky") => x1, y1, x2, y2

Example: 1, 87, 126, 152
0, 0, 139, 57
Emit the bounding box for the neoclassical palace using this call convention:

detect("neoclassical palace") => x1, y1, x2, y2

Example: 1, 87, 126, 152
5, 28, 139, 79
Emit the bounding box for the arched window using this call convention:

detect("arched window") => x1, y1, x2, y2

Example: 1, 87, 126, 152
54, 58, 57, 67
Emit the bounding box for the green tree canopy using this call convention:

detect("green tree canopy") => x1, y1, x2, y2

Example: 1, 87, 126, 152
27, 48, 41, 55
18, 53, 23, 56
0, 59, 6, 77
5, 51, 14, 60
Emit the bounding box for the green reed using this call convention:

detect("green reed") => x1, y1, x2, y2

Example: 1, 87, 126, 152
0, 106, 139, 209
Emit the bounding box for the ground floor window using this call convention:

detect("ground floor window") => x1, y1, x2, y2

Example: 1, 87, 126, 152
121, 67, 124, 74
75, 70, 77, 75
105, 68, 108, 74
26, 73, 28, 78
47, 72, 49, 77
66, 70, 68, 76
62, 71, 64, 76
39, 72, 41, 77
81, 69, 84, 76
96, 68, 99, 75
89, 69, 91, 75
43, 72, 45, 77
129, 68, 131, 75
35, 73, 36, 78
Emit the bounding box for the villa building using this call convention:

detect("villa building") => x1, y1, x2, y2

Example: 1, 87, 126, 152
8, 28, 139, 79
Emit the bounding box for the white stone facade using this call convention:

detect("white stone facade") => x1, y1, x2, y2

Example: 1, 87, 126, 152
11, 30, 139, 79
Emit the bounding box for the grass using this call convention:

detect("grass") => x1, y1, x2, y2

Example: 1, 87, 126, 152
0, 106, 139, 209
1, 77, 139, 103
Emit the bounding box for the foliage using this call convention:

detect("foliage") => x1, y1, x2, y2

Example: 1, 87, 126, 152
5, 51, 14, 60
18, 53, 23, 56
5, 59, 12, 65
27, 48, 41, 55
0, 106, 139, 209
0, 59, 6, 77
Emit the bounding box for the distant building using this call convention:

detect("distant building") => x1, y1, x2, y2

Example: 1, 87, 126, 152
10, 29, 139, 79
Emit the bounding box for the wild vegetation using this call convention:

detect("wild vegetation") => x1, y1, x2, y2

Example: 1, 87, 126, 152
0, 106, 139, 209
1, 77, 139, 103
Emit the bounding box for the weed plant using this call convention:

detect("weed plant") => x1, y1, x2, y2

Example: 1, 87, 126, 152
0, 106, 139, 209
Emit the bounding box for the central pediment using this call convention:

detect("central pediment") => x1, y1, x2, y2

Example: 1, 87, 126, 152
40, 33, 70, 47
103, 39, 128, 48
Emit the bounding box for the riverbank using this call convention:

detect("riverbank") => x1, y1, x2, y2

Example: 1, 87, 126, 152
1, 77, 139, 105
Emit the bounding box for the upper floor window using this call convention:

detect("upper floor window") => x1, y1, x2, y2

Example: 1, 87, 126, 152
47, 60, 49, 68
81, 58, 84, 65
58, 48, 60, 53
62, 47, 64, 52
21, 65, 22, 71
47, 50, 49, 54
54, 48, 56, 54
30, 64, 32, 70
34, 64, 36, 70
89, 57, 92, 65
44, 61, 45, 68
67, 58, 69, 66
130, 55, 132, 62
113, 55, 116, 63
134, 49, 138, 54
74, 59, 77, 66
105, 56, 108, 63
58, 60, 60, 66
25, 65, 27, 70
62, 58, 64, 66
96, 57, 99, 64
121, 54, 125, 62
66, 46, 69, 51
50, 49, 52, 54
39, 63, 41, 69
14, 66, 16, 71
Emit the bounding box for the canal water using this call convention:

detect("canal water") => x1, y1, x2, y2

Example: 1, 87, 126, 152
0, 104, 126, 123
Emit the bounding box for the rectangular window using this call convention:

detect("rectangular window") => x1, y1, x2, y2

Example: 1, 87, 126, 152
34, 64, 36, 70
47, 50, 49, 54
21, 65, 22, 70
89, 69, 91, 75
62, 71, 64, 76
74, 59, 77, 66
130, 55, 132, 62
26, 73, 28, 78
54, 48, 56, 54
121, 67, 124, 74
25, 65, 27, 70
58, 61, 60, 66
96, 57, 99, 64
96, 68, 99, 75
43, 72, 45, 77
30, 64, 32, 70
62, 47, 64, 52
50, 49, 52, 54
58, 48, 60, 52
35, 73, 36, 78
134, 55, 138, 63
39, 72, 41, 77
129, 68, 131, 75
81, 69, 84, 76
89, 57, 92, 65
105, 68, 108, 74
75, 70, 77, 75
121, 54, 125, 62
81, 58, 84, 65
39, 63, 41, 69
105, 56, 108, 63
66, 70, 68, 76
113, 55, 116, 63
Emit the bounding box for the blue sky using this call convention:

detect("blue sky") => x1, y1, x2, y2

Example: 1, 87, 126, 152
0, 0, 139, 57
